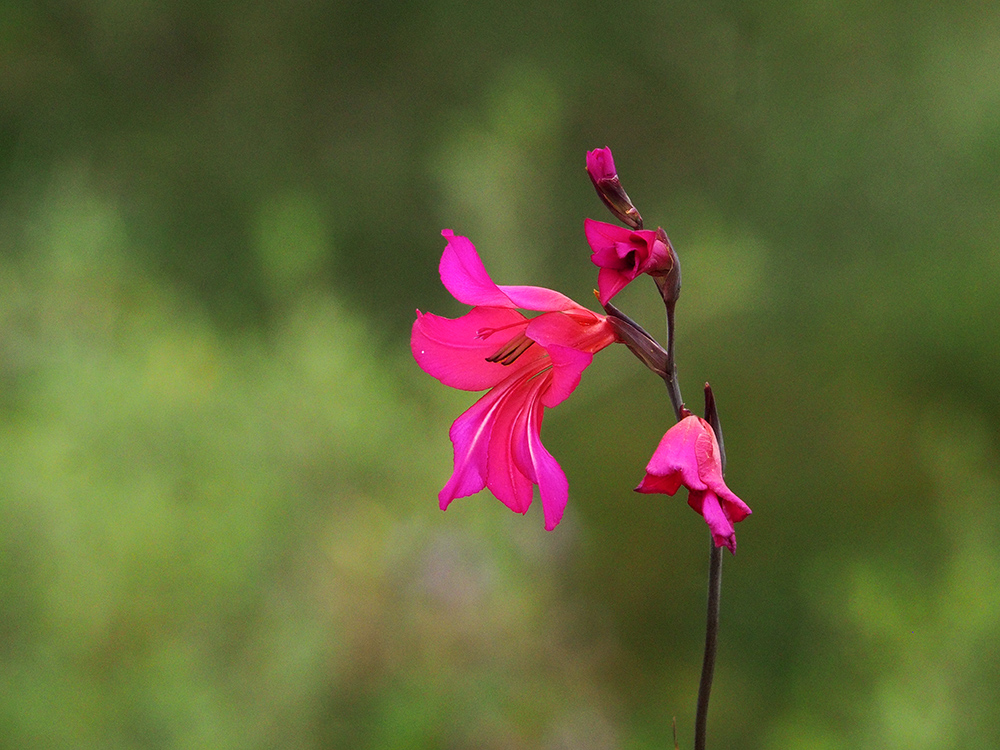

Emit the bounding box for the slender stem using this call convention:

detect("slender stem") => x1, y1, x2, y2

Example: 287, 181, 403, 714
694, 541, 723, 750
663, 299, 684, 421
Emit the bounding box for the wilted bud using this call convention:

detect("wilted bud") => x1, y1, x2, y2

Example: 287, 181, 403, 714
586, 147, 643, 229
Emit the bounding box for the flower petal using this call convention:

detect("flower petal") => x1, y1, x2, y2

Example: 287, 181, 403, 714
498, 284, 582, 312
525, 312, 611, 408
585, 219, 634, 259
596, 267, 631, 305
693, 421, 753, 524
439, 230, 583, 313
412, 307, 530, 391
439, 229, 513, 308
485, 374, 540, 515
641, 416, 709, 492
518, 391, 569, 530
439, 387, 507, 508
688, 490, 738, 553
634, 471, 684, 495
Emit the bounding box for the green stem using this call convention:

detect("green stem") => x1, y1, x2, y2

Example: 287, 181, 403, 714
694, 540, 722, 750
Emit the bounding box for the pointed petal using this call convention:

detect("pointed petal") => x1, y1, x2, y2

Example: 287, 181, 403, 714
439, 230, 583, 312
692, 419, 753, 523
688, 490, 738, 553
715, 485, 753, 524
584, 218, 634, 253
439, 387, 508, 507
520, 392, 568, 530
634, 472, 684, 495
498, 284, 582, 312
439, 230, 512, 307
539, 344, 592, 408
526, 311, 615, 408
412, 307, 530, 390
485, 374, 538, 515
596, 267, 631, 305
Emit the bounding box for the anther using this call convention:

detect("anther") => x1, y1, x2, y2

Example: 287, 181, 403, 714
485, 332, 535, 366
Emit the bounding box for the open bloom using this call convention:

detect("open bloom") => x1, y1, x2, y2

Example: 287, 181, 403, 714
585, 219, 677, 304
412, 230, 617, 530
635, 415, 752, 553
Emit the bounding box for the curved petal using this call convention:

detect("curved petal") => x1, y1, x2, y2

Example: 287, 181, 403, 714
439, 386, 508, 508
596, 267, 631, 305
439, 230, 582, 313
635, 471, 683, 495
715, 486, 752, 524
439, 230, 512, 308
693, 422, 752, 522
688, 490, 738, 553
518, 391, 568, 530
590, 242, 635, 271
412, 307, 529, 391
639, 237, 674, 276
525, 311, 615, 407
498, 284, 582, 312
485, 373, 539, 515
526, 309, 614, 353
642, 416, 709, 491
584, 218, 633, 253
539, 343, 591, 408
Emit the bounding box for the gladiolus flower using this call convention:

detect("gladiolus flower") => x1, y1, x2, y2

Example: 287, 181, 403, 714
635, 415, 751, 553
585, 219, 677, 305
412, 230, 618, 530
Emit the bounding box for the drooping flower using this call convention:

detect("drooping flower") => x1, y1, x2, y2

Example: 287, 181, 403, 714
635, 415, 751, 552
586, 147, 643, 229
412, 230, 618, 530
585, 219, 677, 304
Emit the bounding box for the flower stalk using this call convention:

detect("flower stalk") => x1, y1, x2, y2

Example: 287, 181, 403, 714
415, 145, 754, 750
588, 149, 749, 750
695, 383, 726, 750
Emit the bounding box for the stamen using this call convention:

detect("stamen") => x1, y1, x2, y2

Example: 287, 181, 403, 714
476, 321, 524, 340
485, 332, 536, 366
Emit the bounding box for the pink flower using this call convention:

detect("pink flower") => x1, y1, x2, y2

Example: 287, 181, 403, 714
585, 219, 676, 304
412, 230, 618, 530
635, 415, 752, 553
586, 147, 643, 229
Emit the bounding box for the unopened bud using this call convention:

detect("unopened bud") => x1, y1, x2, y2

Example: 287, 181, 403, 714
651, 227, 681, 308
586, 147, 643, 229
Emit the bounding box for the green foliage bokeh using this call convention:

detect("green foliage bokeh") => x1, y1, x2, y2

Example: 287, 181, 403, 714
3, 1, 1000, 748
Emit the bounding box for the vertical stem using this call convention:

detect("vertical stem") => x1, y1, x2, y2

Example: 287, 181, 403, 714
693, 541, 722, 750
663, 299, 684, 421
695, 390, 725, 750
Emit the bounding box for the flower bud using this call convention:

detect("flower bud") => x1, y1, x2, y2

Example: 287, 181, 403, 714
651, 227, 681, 308
586, 147, 643, 229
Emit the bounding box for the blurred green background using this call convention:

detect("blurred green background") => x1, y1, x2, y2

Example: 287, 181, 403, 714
3, 1, 1000, 748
